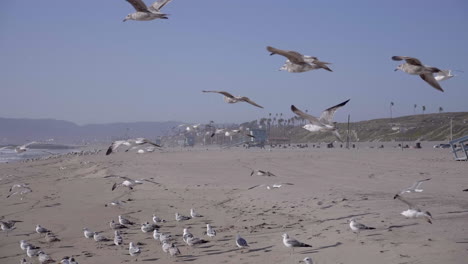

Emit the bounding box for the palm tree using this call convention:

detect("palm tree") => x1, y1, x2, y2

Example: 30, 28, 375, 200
422, 105, 426, 115
390, 102, 394, 119
439, 107, 443, 113
413, 104, 417, 115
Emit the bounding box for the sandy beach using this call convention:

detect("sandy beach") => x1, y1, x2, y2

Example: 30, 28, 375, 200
1, 146, 467, 264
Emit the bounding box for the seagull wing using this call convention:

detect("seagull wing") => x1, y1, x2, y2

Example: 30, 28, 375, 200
106, 140, 131, 155
420, 73, 444, 92
21, 141, 38, 148
149, 0, 172, 12
239, 97, 264, 108
202, 90, 235, 99
312, 59, 333, 72
291, 105, 322, 126
266, 46, 305, 65
394, 194, 419, 210
319, 99, 350, 125
412, 178, 431, 189
392, 56, 423, 66
142, 138, 162, 148
126, 0, 149, 12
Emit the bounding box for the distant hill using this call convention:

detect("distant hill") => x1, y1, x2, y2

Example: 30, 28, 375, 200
0, 118, 181, 145
268, 112, 468, 142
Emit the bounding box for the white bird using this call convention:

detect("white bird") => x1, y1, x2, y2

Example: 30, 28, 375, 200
202, 90, 264, 108
60, 257, 71, 264
118, 215, 135, 225
82, 228, 94, 239
105, 175, 159, 191
36, 225, 49, 235
267, 46, 333, 72
185, 236, 208, 246
300, 257, 314, 264
141, 222, 158, 233
26, 246, 40, 258
45, 232, 60, 243
153, 229, 161, 241
394, 194, 433, 224
152, 214, 166, 223
20, 240, 37, 251
162, 241, 171, 253
175, 212, 191, 222
206, 224, 216, 238
110, 220, 127, 230
93, 232, 110, 242
235, 234, 249, 249
159, 232, 172, 244
129, 242, 141, 257
123, 0, 172, 22
282, 233, 312, 251
348, 218, 375, 237
114, 231, 123, 246
396, 178, 431, 196
190, 208, 203, 218
250, 169, 276, 177
68, 257, 78, 264
37, 251, 55, 263
168, 243, 181, 256
7, 184, 32, 200
106, 138, 161, 155
4, 141, 38, 153
392, 56, 444, 92
291, 99, 350, 142
0, 220, 21, 235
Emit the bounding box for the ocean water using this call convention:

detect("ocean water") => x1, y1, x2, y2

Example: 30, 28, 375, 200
0, 148, 77, 163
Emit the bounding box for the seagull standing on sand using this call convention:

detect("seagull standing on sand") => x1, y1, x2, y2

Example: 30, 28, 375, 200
129, 242, 141, 257
93, 232, 110, 242
152, 214, 166, 223
392, 56, 444, 92
267, 46, 333, 72
190, 208, 203, 218
168, 243, 181, 256
394, 194, 433, 224
106, 138, 161, 155
282, 233, 312, 252
141, 222, 158, 233
36, 225, 49, 235
26, 246, 40, 258
348, 218, 375, 237
0, 220, 21, 236
396, 178, 431, 195
202, 90, 264, 108
235, 234, 249, 250
123, 0, 172, 22
175, 212, 191, 222
114, 230, 123, 246
110, 220, 127, 230
206, 224, 216, 238
20, 240, 37, 251
291, 99, 350, 142
37, 251, 55, 263
82, 228, 94, 239
118, 215, 134, 225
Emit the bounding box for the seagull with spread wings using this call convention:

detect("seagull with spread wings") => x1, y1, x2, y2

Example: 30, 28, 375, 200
0, 142, 38, 153
395, 178, 431, 196
123, 0, 173, 22
291, 99, 350, 142
267, 46, 333, 73
202, 90, 264, 109
106, 138, 161, 155
103, 175, 159, 191
394, 194, 433, 224
392, 56, 444, 92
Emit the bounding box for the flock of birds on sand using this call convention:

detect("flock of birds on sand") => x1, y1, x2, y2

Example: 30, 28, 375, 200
2, 165, 437, 263
1, 0, 463, 263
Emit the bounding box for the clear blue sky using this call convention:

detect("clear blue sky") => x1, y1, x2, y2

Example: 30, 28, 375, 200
1, 0, 467, 125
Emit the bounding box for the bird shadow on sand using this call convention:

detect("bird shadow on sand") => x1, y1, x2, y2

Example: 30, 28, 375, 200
141, 258, 159, 261
300, 242, 343, 254
203, 245, 273, 256
387, 223, 419, 229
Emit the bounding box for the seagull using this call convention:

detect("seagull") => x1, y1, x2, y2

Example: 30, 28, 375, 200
110, 220, 127, 230
0, 220, 21, 235
392, 56, 444, 92
282, 233, 312, 252
20, 240, 37, 251
168, 243, 181, 256
7, 184, 32, 200
118, 215, 135, 225
141, 222, 158, 233
175, 212, 191, 222
206, 224, 216, 238
396, 178, 431, 196
348, 218, 375, 237
105, 175, 159, 191
250, 169, 276, 177
224, 129, 255, 138
291, 99, 350, 142
185, 235, 209, 246
162, 241, 171, 253
202, 90, 264, 108
152, 214, 166, 223
114, 230, 123, 246
123, 0, 172, 22
106, 138, 161, 155
159, 232, 172, 244
267, 46, 333, 72
300, 257, 314, 264
20, 258, 32, 264
36, 225, 50, 235
190, 208, 203, 218
82, 228, 94, 239
394, 194, 433, 224
129, 242, 141, 257
1, 141, 39, 153
26, 246, 40, 258
37, 251, 55, 263
210, 128, 226, 138
434, 69, 458, 82
93, 232, 110, 242
44, 232, 60, 243
235, 234, 249, 250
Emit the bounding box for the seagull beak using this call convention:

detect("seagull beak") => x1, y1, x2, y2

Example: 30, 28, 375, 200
123, 18, 128, 22
394, 68, 398, 72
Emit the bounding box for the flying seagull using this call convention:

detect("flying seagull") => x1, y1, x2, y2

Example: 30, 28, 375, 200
392, 56, 444, 92
202, 90, 264, 108
106, 138, 161, 155
104, 175, 159, 191
0, 142, 38, 153
250, 169, 276, 177
267, 46, 332, 72
394, 194, 433, 224
123, 0, 172, 22
395, 178, 431, 196
291, 99, 350, 142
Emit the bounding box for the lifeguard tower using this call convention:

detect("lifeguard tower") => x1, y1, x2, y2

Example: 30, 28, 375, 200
449, 135, 468, 161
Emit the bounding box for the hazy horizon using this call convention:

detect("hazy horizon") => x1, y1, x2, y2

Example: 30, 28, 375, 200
1, 0, 467, 125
